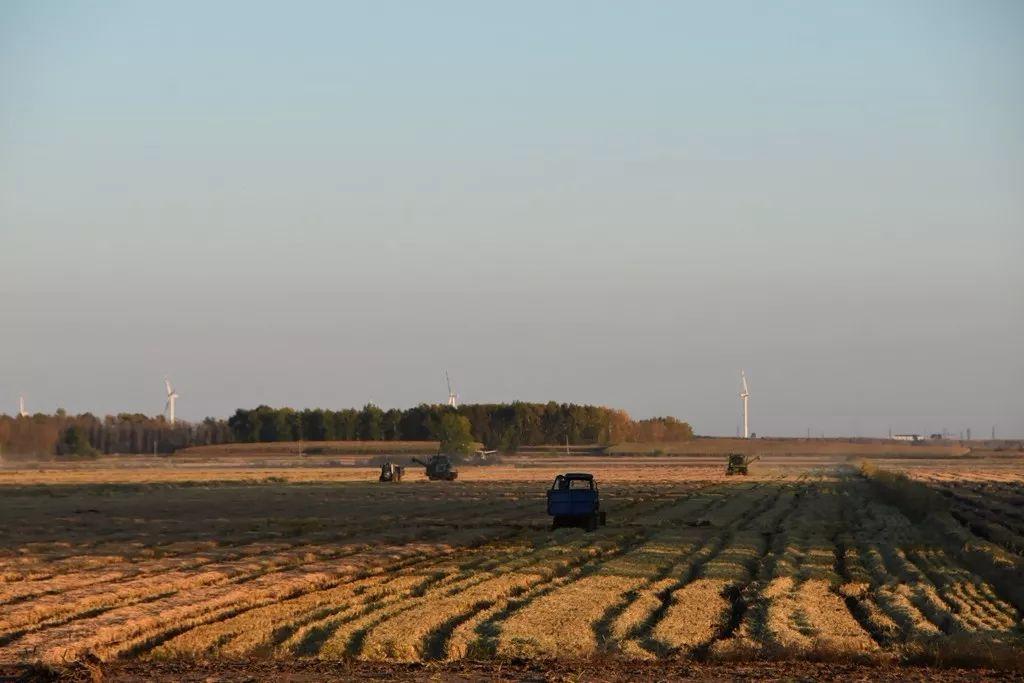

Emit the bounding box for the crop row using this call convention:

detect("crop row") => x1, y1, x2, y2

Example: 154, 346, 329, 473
2, 473, 1022, 667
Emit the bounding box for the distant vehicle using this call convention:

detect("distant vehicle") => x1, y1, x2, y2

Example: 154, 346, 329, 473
411, 454, 459, 481
547, 472, 606, 531
378, 461, 405, 482
726, 453, 759, 476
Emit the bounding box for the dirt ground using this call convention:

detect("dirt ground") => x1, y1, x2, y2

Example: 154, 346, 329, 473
5, 658, 1023, 682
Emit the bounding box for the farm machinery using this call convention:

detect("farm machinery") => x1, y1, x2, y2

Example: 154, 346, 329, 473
411, 454, 459, 481
725, 453, 759, 475
378, 461, 405, 482
547, 472, 606, 531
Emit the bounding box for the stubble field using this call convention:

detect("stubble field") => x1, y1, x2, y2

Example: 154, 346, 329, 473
1, 452, 1022, 680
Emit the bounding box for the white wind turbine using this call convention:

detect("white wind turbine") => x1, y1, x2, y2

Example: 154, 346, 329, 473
739, 371, 750, 439
445, 371, 459, 408
18, 396, 28, 418
164, 377, 179, 425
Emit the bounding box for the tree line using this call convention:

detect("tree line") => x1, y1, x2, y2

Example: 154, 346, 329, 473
0, 402, 693, 457
227, 402, 693, 450
0, 412, 231, 457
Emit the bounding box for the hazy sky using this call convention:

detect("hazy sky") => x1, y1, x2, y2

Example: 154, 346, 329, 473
2, 1, 1022, 437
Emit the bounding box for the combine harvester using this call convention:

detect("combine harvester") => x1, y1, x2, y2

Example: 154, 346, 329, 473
725, 453, 759, 475
411, 453, 459, 481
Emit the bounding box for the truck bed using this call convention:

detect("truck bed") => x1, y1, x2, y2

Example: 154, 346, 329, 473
547, 489, 597, 516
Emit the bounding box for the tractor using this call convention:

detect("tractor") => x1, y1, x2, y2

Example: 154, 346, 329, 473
547, 472, 606, 531
378, 461, 405, 482
411, 454, 459, 481
726, 453, 759, 476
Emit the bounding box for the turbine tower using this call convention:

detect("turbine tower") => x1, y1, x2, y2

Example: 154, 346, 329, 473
739, 371, 750, 439
18, 396, 28, 418
164, 377, 179, 425
445, 371, 458, 408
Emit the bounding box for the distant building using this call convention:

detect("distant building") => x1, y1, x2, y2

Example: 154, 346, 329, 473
893, 434, 923, 442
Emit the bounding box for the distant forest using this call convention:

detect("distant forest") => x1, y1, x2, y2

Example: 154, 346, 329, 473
227, 403, 694, 450
0, 402, 693, 456
0, 411, 231, 457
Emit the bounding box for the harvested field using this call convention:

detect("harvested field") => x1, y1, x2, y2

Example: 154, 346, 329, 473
1, 452, 1022, 678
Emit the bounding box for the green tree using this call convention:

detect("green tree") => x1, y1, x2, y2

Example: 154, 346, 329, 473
256, 406, 292, 441
437, 413, 474, 455
228, 408, 257, 442
304, 409, 330, 440
382, 409, 403, 440
358, 404, 384, 440
58, 425, 97, 457
333, 409, 359, 439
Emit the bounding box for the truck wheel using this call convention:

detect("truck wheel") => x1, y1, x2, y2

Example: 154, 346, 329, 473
586, 513, 598, 532
599, 511, 607, 526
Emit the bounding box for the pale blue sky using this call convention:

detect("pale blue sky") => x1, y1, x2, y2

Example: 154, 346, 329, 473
1, 1, 1022, 437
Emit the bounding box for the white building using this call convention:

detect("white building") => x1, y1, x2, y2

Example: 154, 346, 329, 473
893, 434, 923, 442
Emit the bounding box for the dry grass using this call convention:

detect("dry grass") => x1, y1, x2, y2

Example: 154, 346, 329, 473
359, 573, 540, 661
496, 575, 646, 659
0, 454, 1022, 671
178, 441, 443, 457
607, 437, 970, 458
652, 578, 732, 650
797, 579, 880, 653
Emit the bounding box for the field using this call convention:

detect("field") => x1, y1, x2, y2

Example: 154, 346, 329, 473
1, 449, 1023, 680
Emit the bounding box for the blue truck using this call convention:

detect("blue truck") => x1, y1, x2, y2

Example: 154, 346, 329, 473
547, 472, 607, 531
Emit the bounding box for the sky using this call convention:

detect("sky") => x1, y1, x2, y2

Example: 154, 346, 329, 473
1, 1, 1022, 437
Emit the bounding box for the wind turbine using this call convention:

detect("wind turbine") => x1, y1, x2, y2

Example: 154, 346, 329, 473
18, 396, 28, 418
164, 377, 179, 425
739, 371, 750, 439
445, 371, 459, 408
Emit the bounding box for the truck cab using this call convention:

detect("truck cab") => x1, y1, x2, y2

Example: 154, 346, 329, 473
547, 472, 607, 531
